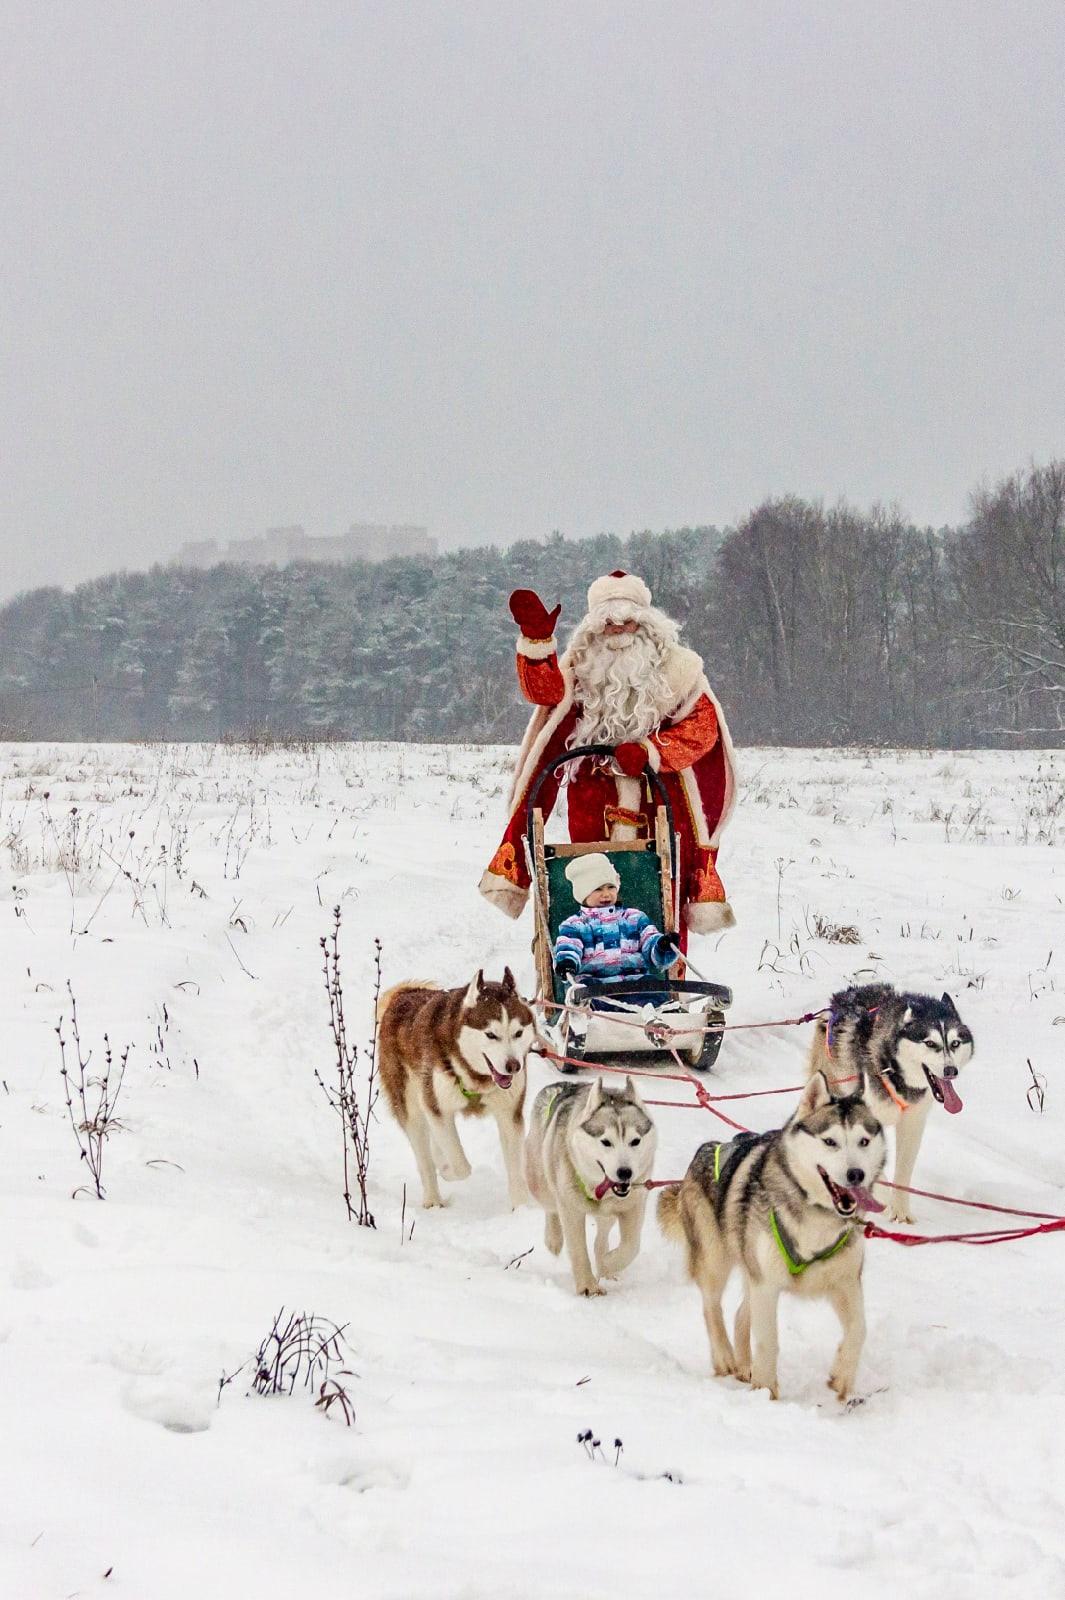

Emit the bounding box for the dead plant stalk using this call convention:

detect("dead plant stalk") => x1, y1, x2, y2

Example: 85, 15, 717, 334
56, 982, 132, 1199
315, 909, 380, 1227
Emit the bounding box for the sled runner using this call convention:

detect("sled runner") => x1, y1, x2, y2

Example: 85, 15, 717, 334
527, 746, 732, 1072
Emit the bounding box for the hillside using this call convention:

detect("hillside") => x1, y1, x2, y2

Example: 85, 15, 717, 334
3, 458, 1064, 749
0, 528, 717, 744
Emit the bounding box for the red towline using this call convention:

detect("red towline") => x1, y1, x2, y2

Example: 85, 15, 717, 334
537, 1052, 1065, 1247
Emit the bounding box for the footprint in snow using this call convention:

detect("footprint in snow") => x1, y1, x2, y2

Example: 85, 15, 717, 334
121, 1376, 213, 1434
11, 1259, 56, 1290
316, 1453, 410, 1493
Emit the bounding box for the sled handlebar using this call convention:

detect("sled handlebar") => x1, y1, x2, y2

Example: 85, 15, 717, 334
524, 745, 679, 881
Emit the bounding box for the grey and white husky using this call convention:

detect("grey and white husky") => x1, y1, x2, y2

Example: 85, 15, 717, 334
658, 1073, 886, 1402
524, 1077, 658, 1297
807, 983, 974, 1223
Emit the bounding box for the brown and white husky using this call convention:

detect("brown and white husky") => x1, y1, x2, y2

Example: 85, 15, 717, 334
377, 969, 536, 1209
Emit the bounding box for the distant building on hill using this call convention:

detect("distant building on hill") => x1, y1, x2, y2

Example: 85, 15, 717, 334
177, 538, 223, 567
175, 523, 435, 569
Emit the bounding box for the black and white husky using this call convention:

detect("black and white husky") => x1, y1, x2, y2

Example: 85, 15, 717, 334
658, 1074, 887, 1402
807, 983, 974, 1224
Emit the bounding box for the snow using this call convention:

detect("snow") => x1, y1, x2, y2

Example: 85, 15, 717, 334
2, 740, 1064, 1599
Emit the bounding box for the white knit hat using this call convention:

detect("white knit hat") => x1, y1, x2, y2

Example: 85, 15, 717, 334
564, 852, 621, 905
586, 570, 652, 615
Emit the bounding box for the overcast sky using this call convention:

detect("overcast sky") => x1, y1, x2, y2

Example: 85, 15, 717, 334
2, 1, 1063, 599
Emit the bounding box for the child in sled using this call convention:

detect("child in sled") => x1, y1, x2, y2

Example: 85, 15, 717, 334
553, 853, 681, 994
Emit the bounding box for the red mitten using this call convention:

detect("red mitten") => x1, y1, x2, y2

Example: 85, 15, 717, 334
614, 741, 648, 777
508, 589, 561, 640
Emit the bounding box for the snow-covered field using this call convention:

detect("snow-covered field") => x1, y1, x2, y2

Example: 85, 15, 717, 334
2, 740, 1064, 1600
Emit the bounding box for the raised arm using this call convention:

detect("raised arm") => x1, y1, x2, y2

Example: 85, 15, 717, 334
509, 589, 566, 707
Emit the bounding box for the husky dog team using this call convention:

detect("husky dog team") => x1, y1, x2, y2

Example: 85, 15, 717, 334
378, 967, 975, 1402
374, 574, 980, 1400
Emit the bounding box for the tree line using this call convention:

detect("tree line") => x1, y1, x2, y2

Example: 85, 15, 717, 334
2, 459, 1062, 748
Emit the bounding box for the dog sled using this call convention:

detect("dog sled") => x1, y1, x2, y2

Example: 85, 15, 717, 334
528, 746, 732, 1073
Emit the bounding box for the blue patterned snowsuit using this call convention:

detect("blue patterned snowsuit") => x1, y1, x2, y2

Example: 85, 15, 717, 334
553, 906, 678, 982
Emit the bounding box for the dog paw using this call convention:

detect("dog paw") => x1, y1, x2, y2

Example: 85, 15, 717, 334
735, 1364, 752, 1384
438, 1160, 472, 1182
828, 1372, 855, 1402
422, 1195, 449, 1209
712, 1357, 737, 1378
888, 1203, 915, 1225
509, 1185, 531, 1210
577, 1282, 605, 1297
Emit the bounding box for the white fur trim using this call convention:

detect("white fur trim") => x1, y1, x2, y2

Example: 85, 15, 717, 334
641, 738, 661, 773
612, 775, 642, 840
587, 572, 651, 612
516, 634, 558, 661
505, 659, 577, 811
477, 871, 529, 920
684, 899, 737, 934
703, 681, 739, 846
679, 766, 710, 847
662, 647, 704, 708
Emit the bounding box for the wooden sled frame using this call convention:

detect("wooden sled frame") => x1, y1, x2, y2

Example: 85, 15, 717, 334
525, 745, 731, 1070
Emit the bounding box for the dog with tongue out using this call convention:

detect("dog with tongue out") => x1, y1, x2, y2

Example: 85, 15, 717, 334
657, 1073, 887, 1403
807, 983, 975, 1225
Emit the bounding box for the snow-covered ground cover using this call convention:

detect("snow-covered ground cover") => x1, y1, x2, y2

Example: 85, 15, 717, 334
2, 740, 1064, 1599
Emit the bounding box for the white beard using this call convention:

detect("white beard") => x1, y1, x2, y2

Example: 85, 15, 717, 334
568, 624, 677, 746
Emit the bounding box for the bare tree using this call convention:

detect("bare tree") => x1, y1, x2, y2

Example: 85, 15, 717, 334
951, 460, 1065, 738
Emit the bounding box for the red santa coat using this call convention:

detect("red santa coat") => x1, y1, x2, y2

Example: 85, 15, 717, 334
478, 629, 738, 933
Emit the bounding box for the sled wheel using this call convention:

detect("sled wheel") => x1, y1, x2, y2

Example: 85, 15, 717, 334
687, 1010, 726, 1073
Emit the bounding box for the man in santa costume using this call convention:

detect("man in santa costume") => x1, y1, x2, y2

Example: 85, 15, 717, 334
479, 571, 737, 938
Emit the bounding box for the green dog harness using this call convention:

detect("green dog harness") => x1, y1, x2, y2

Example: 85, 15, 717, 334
541, 1086, 563, 1126
542, 1086, 600, 1205
713, 1141, 851, 1275
768, 1209, 852, 1276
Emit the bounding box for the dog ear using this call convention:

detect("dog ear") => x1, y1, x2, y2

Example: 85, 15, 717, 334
797, 1071, 832, 1117
463, 971, 484, 1010
623, 1074, 644, 1108
583, 1076, 603, 1115
901, 1006, 913, 1026
941, 991, 958, 1015
501, 966, 516, 995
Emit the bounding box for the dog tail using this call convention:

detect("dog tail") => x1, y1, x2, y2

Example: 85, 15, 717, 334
375, 980, 439, 1024
658, 1181, 705, 1281
656, 1183, 684, 1240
